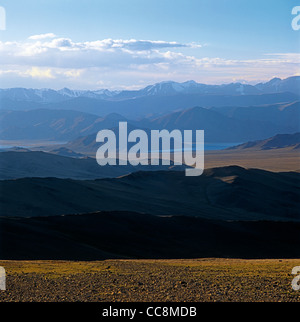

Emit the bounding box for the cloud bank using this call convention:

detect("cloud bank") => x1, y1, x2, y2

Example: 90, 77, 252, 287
0, 34, 299, 89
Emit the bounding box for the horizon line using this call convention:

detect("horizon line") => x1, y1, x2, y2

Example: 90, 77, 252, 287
0, 75, 298, 92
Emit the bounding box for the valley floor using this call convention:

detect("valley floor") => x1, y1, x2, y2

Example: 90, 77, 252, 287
205, 149, 300, 172
0, 259, 299, 302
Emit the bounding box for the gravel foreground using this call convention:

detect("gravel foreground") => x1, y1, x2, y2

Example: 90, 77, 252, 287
0, 258, 299, 302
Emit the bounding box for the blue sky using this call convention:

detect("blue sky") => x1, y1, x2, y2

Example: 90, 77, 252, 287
0, 0, 299, 89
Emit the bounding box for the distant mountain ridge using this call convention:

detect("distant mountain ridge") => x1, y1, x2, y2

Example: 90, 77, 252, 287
63, 103, 300, 152
0, 150, 188, 180
0, 91, 298, 120
0, 101, 298, 144
228, 132, 300, 151
0, 76, 298, 142
1, 76, 299, 103
0, 109, 128, 141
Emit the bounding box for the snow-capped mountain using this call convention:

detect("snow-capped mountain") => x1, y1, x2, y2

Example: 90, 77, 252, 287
255, 76, 300, 94
0, 76, 299, 103
141, 80, 263, 96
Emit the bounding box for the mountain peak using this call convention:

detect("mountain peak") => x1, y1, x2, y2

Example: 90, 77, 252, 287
264, 77, 282, 86
1, 76, 299, 104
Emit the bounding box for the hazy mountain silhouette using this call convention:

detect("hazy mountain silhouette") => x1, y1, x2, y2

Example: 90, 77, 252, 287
1, 76, 299, 104
140, 106, 290, 142
255, 76, 300, 95
211, 101, 300, 135
1, 99, 298, 143
0, 150, 188, 180
60, 104, 300, 154
228, 132, 300, 151
1, 78, 299, 120
49, 147, 86, 158
0, 109, 128, 140
1, 92, 295, 120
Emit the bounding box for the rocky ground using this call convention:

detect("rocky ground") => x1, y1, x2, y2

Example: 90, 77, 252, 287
0, 258, 299, 302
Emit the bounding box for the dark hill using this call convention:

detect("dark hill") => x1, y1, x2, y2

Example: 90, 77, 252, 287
0, 211, 299, 260
0, 150, 187, 180
0, 166, 299, 221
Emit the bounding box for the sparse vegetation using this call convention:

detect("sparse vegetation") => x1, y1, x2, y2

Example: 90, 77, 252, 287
0, 259, 299, 302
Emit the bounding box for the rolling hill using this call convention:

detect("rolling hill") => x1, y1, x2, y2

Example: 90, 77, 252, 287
0, 166, 299, 221
1, 211, 299, 260
0, 100, 299, 143
61, 104, 300, 155
211, 101, 300, 135
141, 106, 281, 142
0, 150, 187, 180
16, 92, 300, 119
228, 132, 300, 151
0, 109, 128, 141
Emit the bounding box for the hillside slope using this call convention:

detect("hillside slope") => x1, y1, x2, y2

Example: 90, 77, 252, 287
0, 166, 299, 221
1, 211, 299, 260
228, 132, 300, 151
0, 150, 187, 180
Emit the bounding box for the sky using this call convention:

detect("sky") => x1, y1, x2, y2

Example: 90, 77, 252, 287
0, 0, 299, 89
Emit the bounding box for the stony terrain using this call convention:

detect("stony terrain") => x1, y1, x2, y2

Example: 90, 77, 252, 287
0, 259, 299, 302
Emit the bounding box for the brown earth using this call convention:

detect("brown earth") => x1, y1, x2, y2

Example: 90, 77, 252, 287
0, 259, 299, 302
205, 149, 300, 172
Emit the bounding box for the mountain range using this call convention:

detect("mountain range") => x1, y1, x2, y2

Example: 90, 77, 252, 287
0, 109, 127, 141
1, 76, 299, 261
0, 101, 299, 143
0, 77, 299, 120
1, 76, 299, 103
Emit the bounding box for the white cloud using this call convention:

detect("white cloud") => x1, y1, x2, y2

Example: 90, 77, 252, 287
25, 67, 55, 79
0, 38, 195, 68
0, 35, 299, 89
28, 33, 56, 40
